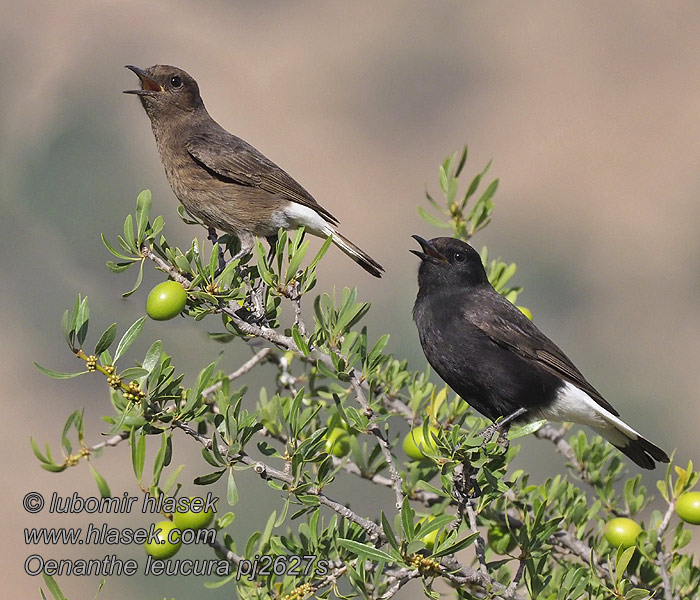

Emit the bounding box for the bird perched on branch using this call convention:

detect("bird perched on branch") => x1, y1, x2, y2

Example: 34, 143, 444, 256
411, 235, 669, 470
124, 64, 383, 277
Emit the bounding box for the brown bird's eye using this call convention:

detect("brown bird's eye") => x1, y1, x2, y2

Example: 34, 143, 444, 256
453, 252, 465, 262
170, 76, 183, 89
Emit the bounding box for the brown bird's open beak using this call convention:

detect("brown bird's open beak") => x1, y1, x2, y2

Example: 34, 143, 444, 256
411, 235, 448, 263
123, 65, 163, 95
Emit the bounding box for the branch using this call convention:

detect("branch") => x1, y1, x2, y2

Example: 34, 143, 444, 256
656, 498, 677, 600
89, 431, 129, 452
534, 423, 578, 466
464, 493, 489, 577
201, 347, 273, 401
171, 421, 385, 543
350, 375, 405, 510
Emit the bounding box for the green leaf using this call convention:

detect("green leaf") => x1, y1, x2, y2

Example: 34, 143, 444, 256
30, 437, 50, 464
118, 367, 149, 381
431, 531, 479, 558
417, 206, 450, 229
307, 234, 333, 271
381, 511, 399, 551
142, 340, 163, 373
454, 145, 468, 177
61, 309, 72, 347
102, 233, 135, 260
254, 241, 275, 287
131, 428, 146, 483
291, 324, 309, 356
337, 538, 394, 563
75, 296, 90, 347
194, 470, 226, 485
152, 433, 170, 486
114, 316, 146, 363
201, 447, 222, 467
61, 411, 76, 454
401, 496, 415, 540
42, 574, 67, 600
89, 464, 111, 498
194, 361, 217, 400
227, 468, 239, 506
508, 419, 546, 440
162, 464, 183, 495
123, 214, 137, 253
121, 258, 145, 298
34, 363, 86, 379
135, 189, 152, 242
615, 545, 636, 584
94, 323, 117, 356
209, 242, 220, 281
438, 165, 448, 194
286, 239, 309, 283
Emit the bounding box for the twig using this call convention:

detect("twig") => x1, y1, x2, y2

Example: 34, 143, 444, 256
201, 347, 273, 400
504, 556, 527, 598
534, 423, 579, 466
208, 536, 243, 568
464, 495, 489, 577
656, 498, 677, 600
350, 375, 405, 510
379, 568, 421, 599
290, 283, 307, 337
89, 431, 130, 451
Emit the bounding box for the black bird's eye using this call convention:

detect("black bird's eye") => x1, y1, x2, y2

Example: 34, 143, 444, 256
453, 252, 465, 263
170, 76, 183, 89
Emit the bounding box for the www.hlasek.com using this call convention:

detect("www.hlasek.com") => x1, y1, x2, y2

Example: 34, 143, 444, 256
23, 491, 330, 578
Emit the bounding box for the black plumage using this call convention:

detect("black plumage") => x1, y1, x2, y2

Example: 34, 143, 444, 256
411, 235, 669, 470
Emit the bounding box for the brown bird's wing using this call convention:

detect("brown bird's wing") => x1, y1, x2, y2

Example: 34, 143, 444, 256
465, 292, 620, 416
185, 133, 339, 225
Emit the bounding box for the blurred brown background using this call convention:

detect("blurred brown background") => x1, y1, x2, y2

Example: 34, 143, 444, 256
2, 1, 699, 598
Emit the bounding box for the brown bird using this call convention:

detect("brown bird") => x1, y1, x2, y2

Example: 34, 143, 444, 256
124, 64, 383, 277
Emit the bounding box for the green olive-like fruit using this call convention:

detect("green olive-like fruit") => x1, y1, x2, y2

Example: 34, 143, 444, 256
324, 427, 351, 457
402, 426, 439, 461
419, 517, 446, 551
676, 491, 700, 525
144, 520, 182, 559
487, 524, 518, 554
603, 517, 642, 549
173, 497, 215, 531
146, 281, 187, 321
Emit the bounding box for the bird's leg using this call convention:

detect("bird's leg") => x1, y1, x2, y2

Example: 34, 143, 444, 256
208, 227, 227, 276
228, 232, 255, 264
479, 407, 528, 449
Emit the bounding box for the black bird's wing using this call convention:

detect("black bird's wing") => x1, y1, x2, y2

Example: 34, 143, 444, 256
466, 291, 620, 417
185, 133, 339, 225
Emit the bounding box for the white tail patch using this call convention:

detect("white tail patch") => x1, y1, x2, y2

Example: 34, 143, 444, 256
538, 381, 642, 448
280, 203, 333, 237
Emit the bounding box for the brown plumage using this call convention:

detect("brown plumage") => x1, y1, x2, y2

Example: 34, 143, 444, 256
124, 64, 383, 277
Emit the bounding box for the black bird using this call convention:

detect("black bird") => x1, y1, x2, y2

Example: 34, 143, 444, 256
411, 235, 669, 470
124, 65, 383, 277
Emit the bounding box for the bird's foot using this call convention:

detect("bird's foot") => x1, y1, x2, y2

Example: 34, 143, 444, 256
478, 407, 528, 450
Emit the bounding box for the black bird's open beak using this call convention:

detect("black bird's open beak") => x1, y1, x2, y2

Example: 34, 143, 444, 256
123, 65, 163, 95
410, 235, 448, 264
